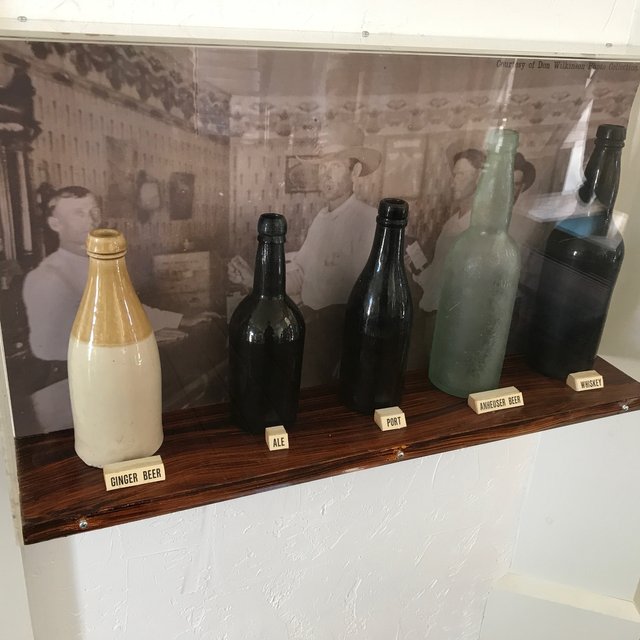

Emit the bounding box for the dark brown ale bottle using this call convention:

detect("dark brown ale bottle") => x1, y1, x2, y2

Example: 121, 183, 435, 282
339, 198, 413, 413
229, 214, 305, 433
527, 124, 626, 379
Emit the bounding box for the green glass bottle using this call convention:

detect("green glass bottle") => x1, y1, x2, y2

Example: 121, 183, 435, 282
429, 128, 520, 398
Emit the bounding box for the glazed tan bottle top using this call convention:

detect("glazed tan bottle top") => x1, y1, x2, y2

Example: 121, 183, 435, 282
71, 228, 153, 346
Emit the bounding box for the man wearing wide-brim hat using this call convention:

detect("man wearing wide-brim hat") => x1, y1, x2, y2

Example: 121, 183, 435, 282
300, 120, 382, 179
412, 142, 485, 315
290, 120, 382, 385
229, 120, 382, 386
413, 139, 536, 315
219, 121, 368, 386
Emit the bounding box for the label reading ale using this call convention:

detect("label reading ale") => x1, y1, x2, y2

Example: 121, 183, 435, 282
374, 407, 407, 431
103, 455, 165, 491
566, 370, 604, 392
468, 386, 524, 415
265, 425, 289, 451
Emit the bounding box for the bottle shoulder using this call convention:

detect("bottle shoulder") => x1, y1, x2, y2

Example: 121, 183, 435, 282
348, 263, 412, 304
229, 293, 305, 342
547, 218, 624, 260
72, 258, 153, 345
449, 228, 521, 264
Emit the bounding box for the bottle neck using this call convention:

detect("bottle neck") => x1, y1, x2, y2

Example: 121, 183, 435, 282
73, 254, 153, 345
88, 255, 130, 281
253, 239, 286, 298
578, 142, 622, 226
367, 219, 406, 268
470, 147, 515, 232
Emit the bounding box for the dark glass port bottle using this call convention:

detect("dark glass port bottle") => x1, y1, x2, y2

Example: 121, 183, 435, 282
527, 124, 626, 379
229, 214, 305, 433
339, 198, 413, 413
429, 128, 520, 398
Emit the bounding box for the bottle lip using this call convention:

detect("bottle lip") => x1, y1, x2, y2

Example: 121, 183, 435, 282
377, 197, 409, 225
595, 124, 626, 146
86, 228, 127, 259
257, 212, 287, 242
485, 127, 519, 153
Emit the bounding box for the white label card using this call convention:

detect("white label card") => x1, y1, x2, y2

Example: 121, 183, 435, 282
566, 370, 604, 392
265, 425, 289, 451
374, 407, 407, 431
103, 455, 165, 491
468, 386, 524, 415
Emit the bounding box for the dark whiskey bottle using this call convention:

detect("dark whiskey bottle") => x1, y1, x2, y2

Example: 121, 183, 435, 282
339, 198, 413, 413
229, 214, 305, 432
527, 124, 626, 379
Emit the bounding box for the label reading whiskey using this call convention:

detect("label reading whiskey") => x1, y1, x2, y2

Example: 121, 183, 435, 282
566, 370, 604, 392
103, 455, 165, 491
468, 386, 524, 415
265, 425, 289, 451
374, 407, 407, 431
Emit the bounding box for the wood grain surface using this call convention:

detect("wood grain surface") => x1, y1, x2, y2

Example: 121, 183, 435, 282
16, 356, 640, 544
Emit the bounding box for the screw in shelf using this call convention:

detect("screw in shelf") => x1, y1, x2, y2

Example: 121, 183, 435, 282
78, 518, 89, 530
396, 450, 405, 460
605, 42, 613, 48
620, 403, 629, 412
17, 16, 28, 22
362, 30, 370, 38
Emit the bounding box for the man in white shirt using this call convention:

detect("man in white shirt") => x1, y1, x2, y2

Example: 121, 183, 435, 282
288, 123, 381, 311
228, 122, 382, 385
414, 147, 536, 313
22, 186, 186, 433
413, 147, 485, 313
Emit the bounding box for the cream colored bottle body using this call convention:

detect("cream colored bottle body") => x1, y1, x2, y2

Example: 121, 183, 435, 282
68, 229, 163, 468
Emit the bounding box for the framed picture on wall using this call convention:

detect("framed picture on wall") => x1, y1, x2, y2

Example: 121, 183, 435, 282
284, 155, 319, 193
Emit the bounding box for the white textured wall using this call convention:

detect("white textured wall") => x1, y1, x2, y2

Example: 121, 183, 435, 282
22, 437, 538, 639
514, 412, 640, 601
480, 414, 640, 640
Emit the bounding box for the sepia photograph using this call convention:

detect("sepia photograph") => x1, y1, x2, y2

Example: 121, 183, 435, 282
1, 40, 639, 435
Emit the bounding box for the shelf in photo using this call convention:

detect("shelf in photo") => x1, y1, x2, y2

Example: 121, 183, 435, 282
15, 354, 640, 544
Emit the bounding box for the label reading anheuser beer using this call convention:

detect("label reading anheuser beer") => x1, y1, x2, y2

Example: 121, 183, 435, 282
468, 386, 524, 415
103, 455, 165, 491
566, 370, 604, 392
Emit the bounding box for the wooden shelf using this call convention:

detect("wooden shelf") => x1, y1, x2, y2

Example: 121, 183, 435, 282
16, 355, 640, 544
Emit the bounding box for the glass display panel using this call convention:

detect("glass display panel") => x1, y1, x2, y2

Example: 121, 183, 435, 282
0, 40, 638, 436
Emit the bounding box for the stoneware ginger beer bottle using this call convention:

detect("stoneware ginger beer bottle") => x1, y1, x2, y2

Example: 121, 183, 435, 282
68, 229, 164, 468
